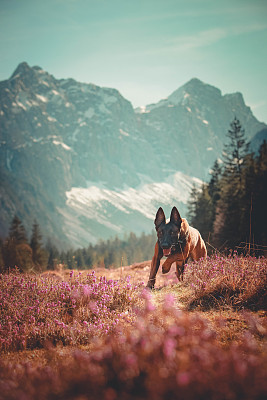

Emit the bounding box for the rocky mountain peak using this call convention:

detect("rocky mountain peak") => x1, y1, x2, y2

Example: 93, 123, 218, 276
168, 78, 222, 106
0, 62, 266, 248
10, 61, 31, 79
8, 62, 55, 93
138, 78, 223, 113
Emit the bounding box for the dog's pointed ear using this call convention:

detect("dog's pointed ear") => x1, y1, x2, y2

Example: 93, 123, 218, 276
154, 207, 166, 229
170, 207, 182, 227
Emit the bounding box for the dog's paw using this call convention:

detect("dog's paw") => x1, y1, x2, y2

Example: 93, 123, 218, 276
145, 284, 154, 290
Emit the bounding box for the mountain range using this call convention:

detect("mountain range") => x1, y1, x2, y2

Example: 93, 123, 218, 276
0, 62, 266, 248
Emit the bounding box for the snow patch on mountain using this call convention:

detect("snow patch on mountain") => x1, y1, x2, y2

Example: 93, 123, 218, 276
62, 172, 201, 247
66, 171, 198, 219
36, 94, 48, 103
119, 128, 130, 137
53, 140, 72, 151
85, 107, 95, 119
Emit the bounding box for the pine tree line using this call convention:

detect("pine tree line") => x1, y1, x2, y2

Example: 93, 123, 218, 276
0, 216, 48, 272
58, 232, 157, 270
0, 216, 157, 272
188, 117, 267, 253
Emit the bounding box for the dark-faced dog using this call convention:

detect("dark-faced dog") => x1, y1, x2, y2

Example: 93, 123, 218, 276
146, 206, 207, 289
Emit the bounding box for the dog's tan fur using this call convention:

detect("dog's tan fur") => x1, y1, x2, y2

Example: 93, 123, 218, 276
162, 218, 207, 280
147, 217, 207, 287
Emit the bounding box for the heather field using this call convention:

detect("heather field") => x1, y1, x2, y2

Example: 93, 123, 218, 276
1, 255, 267, 400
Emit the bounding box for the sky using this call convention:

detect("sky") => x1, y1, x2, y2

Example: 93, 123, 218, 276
0, 0, 267, 122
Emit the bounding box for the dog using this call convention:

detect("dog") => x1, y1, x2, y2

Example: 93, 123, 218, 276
146, 206, 207, 288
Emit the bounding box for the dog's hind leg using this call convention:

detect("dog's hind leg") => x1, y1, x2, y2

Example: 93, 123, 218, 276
146, 242, 163, 289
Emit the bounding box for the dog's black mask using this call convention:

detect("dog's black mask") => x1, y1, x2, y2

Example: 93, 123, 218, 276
154, 207, 183, 257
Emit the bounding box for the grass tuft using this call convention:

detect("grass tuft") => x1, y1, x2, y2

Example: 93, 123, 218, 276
184, 255, 267, 311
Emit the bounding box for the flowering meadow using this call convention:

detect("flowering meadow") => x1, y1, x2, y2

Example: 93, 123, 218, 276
0, 270, 142, 352
0, 255, 267, 399
184, 254, 267, 310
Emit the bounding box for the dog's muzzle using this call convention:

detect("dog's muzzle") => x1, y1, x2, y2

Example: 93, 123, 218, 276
162, 240, 184, 257
162, 247, 172, 256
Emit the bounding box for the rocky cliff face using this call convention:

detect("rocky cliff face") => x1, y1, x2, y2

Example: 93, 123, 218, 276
0, 63, 266, 248
137, 78, 265, 179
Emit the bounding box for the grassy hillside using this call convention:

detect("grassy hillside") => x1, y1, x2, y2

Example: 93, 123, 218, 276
1, 255, 267, 399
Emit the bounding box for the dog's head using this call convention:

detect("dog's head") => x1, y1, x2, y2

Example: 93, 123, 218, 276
154, 207, 183, 257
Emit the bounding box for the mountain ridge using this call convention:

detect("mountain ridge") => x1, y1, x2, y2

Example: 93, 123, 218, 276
0, 62, 266, 248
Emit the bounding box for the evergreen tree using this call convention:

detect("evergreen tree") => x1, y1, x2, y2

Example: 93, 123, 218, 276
213, 175, 243, 249
0, 239, 4, 272
222, 117, 249, 183
75, 248, 85, 268
188, 184, 213, 241
187, 184, 199, 223
14, 243, 33, 272
207, 160, 222, 236
213, 118, 250, 248
208, 160, 221, 204
252, 141, 267, 247
2, 216, 33, 271
8, 215, 28, 245
46, 238, 60, 269
30, 221, 48, 271
238, 152, 256, 249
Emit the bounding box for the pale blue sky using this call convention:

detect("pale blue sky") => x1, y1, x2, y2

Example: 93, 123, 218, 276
1, 0, 267, 122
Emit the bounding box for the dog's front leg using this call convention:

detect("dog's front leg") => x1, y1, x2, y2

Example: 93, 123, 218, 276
175, 258, 188, 281
175, 261, 185, 281
146, 242, 162, 289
